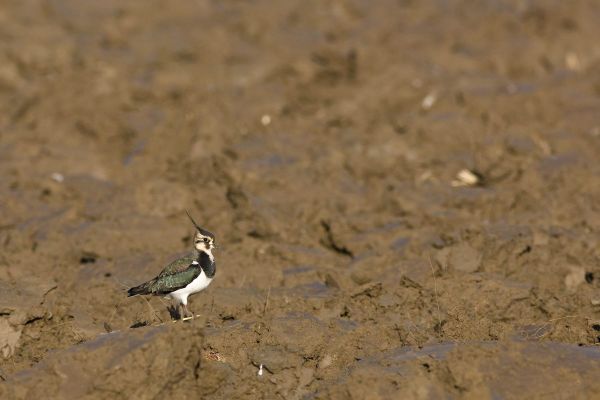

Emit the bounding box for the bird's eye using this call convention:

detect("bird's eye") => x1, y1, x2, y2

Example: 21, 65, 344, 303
204, 238, 210, 243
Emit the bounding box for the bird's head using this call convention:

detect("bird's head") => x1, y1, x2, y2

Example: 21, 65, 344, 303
186, 211, 216, 252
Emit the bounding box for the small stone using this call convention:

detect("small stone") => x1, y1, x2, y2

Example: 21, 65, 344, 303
350, 270, 372, 285
248, 345, 299, 373
565, 52, 581, 71
448, 243, 481, 273
451, 169, 482, 187
0, 319, 21, 358
565, 267, 586, 291
324, 273, 340, 289
378, 293, 397, 307
533, 231, 549, 246
261, 114, 272, 126
297, 367, 314, 387
50, 172, 64, 183
351, 282, 382, 298
349, 257, 374, 285
434, 248, 451, 270
318, 354, 334, 369
421, 91, 437, 110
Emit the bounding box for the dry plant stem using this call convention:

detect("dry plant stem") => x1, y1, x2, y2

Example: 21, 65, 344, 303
404, 311, 423, 343
263, 286, 271, 316
141, 296, 163, 323
429, 255, 443, 334
532, 315, 588, 340
106, 299, 123, 327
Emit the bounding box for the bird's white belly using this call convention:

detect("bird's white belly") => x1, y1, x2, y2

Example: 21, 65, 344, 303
168, 270, 212, 305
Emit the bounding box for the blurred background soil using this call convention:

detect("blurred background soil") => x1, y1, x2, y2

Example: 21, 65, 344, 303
1, 0, 600, 398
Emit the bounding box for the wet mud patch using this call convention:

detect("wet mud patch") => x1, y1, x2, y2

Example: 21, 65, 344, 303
2, 324, 204, 399
325, 341, 600, 399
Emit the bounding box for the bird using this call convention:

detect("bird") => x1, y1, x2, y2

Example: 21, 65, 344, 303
127, 211, 217, 320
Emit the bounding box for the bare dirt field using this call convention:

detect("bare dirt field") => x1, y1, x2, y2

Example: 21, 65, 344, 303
1, 1, 600, 398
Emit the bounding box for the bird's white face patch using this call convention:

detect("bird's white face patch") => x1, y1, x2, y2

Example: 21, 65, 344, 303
192, 261, 199, 265
194, 232, 215, 252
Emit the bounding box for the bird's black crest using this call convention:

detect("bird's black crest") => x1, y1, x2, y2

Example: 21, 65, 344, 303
186, 210, 215, 239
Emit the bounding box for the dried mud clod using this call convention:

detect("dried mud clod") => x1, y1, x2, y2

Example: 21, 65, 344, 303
319, 220, 354, 258
4, 324, 205, 398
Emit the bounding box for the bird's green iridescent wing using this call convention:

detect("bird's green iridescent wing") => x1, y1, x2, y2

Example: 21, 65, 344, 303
128, 254, 201, 296
157, 255, 196, 277
149, 266, 202, 294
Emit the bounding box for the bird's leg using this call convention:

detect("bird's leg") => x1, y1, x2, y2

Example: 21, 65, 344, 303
182, 304, 194, 320
179, 303, 186, 320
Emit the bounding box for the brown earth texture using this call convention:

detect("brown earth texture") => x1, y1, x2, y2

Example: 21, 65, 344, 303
1, 0, 600, 399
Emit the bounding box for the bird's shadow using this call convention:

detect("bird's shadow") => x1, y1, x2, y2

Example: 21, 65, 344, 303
167, 305, 181, 320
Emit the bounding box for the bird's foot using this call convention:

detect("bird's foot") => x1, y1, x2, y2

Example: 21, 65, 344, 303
181, 305, 194, 321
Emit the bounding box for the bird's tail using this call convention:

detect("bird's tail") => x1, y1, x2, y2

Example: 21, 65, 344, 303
127, 281, 152, 297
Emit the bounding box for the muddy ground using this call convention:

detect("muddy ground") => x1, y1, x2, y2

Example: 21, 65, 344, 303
1, 0, 600, 398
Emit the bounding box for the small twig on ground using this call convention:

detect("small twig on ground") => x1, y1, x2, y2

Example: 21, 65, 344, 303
530, 315, 586, 340
113, 276, 136, 290
428, 255, 443, 333
107, 296, 127, 328
141, 296, 163, 323
263, 286, 271, 316
404, 311, 422, 344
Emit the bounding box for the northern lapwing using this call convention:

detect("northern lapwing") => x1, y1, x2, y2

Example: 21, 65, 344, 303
127, 211, 216, 319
